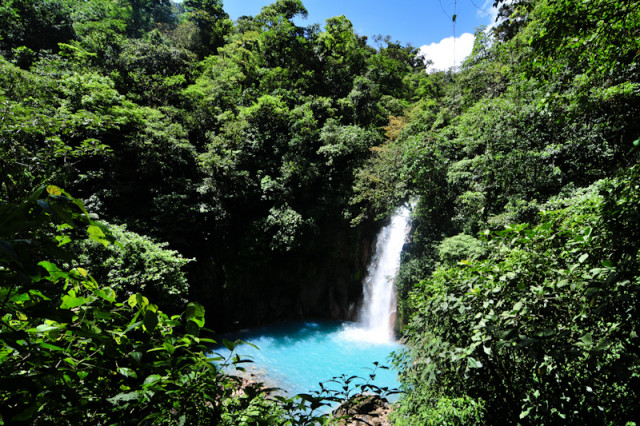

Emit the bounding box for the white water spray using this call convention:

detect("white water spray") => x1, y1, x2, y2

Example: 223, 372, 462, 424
341, 205, 412, 344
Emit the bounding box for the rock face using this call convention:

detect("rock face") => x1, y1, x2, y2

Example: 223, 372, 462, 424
214, 219, 380, 331
332, 394, 392, 426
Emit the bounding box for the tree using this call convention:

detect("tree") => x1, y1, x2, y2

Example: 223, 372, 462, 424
183, 0, 232, 58
315, 15, 369, 97
126, 0, 173, 37
0, 0, 75, 58
395, 178, 640, 424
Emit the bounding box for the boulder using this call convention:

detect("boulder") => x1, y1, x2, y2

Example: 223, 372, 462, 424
332, 394, 392, 426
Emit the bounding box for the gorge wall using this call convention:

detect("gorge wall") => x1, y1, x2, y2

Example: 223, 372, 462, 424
190, 218, 381, 332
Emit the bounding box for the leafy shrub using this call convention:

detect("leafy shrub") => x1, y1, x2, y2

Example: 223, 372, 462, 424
73, 223, 192, 312
437, 233, 487, 267
391, 391, 485, 426
0, 187, 280, 424
395, 176, 640, 424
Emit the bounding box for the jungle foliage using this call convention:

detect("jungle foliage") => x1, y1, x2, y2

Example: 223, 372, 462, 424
2, 0, 640, 423
0, 186, 381, 424
370, 0, 640, 424
0, 0, 427, 329
0, 0, 425, 423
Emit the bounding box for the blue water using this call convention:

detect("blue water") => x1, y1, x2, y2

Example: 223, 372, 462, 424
212, 320, 402, 400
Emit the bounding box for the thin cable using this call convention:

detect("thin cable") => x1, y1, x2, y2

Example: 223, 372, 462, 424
467, 0, 493, 18
453, 0, 457, 69
438, 0, 449, 17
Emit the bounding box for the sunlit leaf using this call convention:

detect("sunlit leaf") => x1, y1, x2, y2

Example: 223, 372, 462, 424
61, 294, 92, 309
117, 367, 138, 379
38, 342, 64, 351
87, 225, 110, 247
581, 333, 593, 346
46, 185, 63, 196
185, 302, 205, 327
128, 294, 138, 308
107, 392, 140, 405
468, 357, 483, 369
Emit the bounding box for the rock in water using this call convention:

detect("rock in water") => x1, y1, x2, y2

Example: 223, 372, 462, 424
332, 394, 391, 426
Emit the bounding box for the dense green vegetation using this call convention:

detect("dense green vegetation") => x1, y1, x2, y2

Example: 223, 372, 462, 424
0, 186, 376, 424
0, 0, 422, 422
0, 0, 427, 330
373, 0, 640, 423
0, 187, 265, 424
2, 0, 640, 423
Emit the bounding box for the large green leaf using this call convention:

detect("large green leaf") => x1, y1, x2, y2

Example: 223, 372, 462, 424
61, 294, 92, 309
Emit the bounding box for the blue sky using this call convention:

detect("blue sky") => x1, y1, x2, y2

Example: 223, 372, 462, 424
222, 0, 500, 70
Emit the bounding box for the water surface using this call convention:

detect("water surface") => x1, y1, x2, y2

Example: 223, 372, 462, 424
214, 320, 402, 399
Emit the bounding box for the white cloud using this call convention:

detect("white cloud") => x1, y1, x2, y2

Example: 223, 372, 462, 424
419, 32, 475, 72
419, 0, 510, 72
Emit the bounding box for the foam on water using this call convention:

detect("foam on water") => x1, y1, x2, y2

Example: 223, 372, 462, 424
339, 322, 395, 345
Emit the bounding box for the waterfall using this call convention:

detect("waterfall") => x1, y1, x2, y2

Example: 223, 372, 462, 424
350, 204, 412, 343
215, 206, 411, 396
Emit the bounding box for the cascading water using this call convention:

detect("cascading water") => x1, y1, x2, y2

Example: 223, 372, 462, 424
343, 204, 412, 343
213, 204, 411, 400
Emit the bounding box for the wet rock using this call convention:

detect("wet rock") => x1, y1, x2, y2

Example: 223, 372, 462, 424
332, 394, 391, 426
